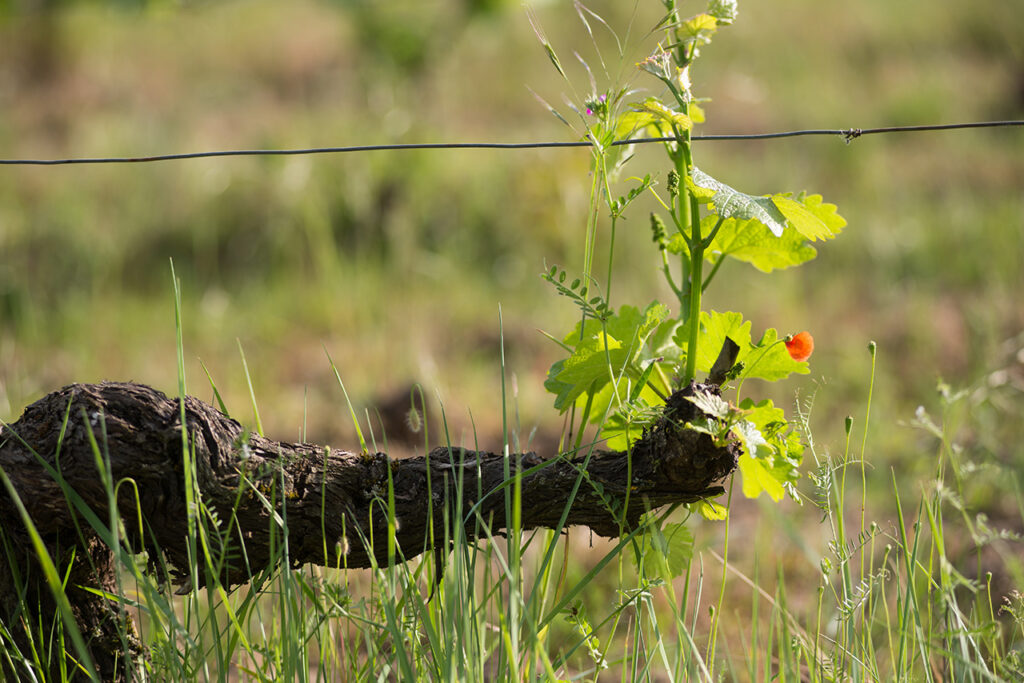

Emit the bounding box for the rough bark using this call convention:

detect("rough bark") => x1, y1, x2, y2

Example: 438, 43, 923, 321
0, 381, 737, 681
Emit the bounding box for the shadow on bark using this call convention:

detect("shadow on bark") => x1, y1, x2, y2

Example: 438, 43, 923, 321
0, 381, 737, 681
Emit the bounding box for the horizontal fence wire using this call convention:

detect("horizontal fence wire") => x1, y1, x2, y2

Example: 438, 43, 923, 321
0, 120, 1021, 166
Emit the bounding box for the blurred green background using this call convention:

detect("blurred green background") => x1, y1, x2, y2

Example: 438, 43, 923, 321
1, 0, 1021, 480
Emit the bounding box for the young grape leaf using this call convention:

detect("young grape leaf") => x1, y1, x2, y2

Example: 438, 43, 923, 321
737, 449, 786, 501
615, 110, 668, 141
743, 328, 809, 381
732, 420, 785, 501
673, 310, 751, 374
689, 102, 706, 124
788, 193, 846, 238
547, 303, 669, 413
703, 215, 818, 272
689, 170, 847, 244
679, 13, 718, 42
634, 522, 694, 579
665, 232, 688, 254
741, 397, 786, 428
688, 167, 787, 236
739, 398, 804, 498
568, 302, 667, 349
672, 311, 809, 382
647, 317, 686, 362
553, 332, 627, 404
691, 498, 728, 520
685, 390, 731, 419
630, 97, 692, 132
543, 359, 577, 412
772, 196, 834, 242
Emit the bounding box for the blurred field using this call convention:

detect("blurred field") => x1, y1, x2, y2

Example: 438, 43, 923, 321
1, 0, 1023, 673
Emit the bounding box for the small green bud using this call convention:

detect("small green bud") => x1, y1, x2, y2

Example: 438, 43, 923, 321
667, 170, 680, 197
650, 213, 668, 250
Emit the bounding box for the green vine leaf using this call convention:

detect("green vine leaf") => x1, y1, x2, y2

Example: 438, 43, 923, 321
543, 358, 577, 413
553, 333, 625, 397
703, 215, 817, 272
685, 390, 731, 420
673, 310, 749, 374
544, 302, 669, 413
647, 317, 686, 364
799, 193, 847, 235
689, 102, 706, 123
688, 167, 788, 236
630, 97, 692, 132
634, 522, 694, 579
734, 419, 785, 501
689, 170, 847, 244
679, 13, 718, 44
737, 447, 786, 501
734, 398, 803, 500
743, 328, 810, 381
665, 232, 688, 255
672, 310, 809, 382
615, 110, 668, 141
691, 498, 728, 520
772, 195, 841, 242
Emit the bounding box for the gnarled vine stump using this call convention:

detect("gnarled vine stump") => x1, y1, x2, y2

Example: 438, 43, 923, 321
0, 381, 737, 681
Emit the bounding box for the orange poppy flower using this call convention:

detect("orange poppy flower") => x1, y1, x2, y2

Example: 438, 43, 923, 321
785, 331, 814, 362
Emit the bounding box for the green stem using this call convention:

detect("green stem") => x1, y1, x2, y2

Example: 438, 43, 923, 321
660, 250, 683, 301
701, 214, 726, 250
684, 218, 703, 384
670, 145, 692, 320
606, 214, 617, 304
697, 216, 727, 293
581, 149, 603, 296
603, 165, 617, 304
677, 118, 703, 384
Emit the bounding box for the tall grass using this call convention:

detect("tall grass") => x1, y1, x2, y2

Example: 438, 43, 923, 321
3, 301, 1022, 680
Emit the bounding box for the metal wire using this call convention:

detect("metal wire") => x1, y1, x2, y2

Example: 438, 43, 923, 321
0, 120, 1021, 166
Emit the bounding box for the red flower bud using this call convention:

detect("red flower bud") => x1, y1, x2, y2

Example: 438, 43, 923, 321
785, 331, 814, 362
